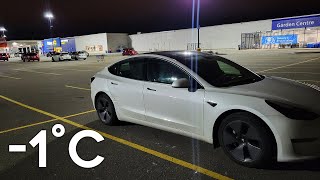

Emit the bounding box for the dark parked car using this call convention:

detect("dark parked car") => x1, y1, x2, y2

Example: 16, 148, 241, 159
122, 48, 138, 56
22, 53, 40, 62
0, 53, 9, 61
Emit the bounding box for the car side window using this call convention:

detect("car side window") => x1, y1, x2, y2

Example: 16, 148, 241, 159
116, 58, 146, 81
147, 59, 189, 84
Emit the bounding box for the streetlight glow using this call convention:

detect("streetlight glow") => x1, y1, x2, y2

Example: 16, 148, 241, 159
0, 27, 6, 31
44, 12, 54, 19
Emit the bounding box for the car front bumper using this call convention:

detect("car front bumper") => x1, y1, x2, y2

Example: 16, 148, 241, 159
267, 115, 320, 162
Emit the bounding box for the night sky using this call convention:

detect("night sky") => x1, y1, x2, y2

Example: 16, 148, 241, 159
0, 0, 319, 40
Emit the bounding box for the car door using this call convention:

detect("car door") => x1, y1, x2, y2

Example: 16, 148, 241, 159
108, 58, 147, 122
143, 58, 205, 135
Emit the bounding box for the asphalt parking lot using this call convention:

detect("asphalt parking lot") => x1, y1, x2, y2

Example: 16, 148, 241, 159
0, 50, 319, 180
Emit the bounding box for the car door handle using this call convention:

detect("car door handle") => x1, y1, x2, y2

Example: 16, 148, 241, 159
111, 82, 118, 85
147, 88, 156, 91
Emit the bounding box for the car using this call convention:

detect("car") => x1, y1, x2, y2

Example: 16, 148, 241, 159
90, 51, 320, 167
21, 52, 40, 62
52, 52, 72, 62
122, 48, 138, 56
14, 52, 23, 57
0, 53, 9, 61
46, 51, 56, 57
80, 50, 89, 57
70, 51, 88, 60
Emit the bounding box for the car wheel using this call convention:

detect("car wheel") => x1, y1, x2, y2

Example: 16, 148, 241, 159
218, 112, 275, 167
83, 58, 86, 60
95, 93, 118, 125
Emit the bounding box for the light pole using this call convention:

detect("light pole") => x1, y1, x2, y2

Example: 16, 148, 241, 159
196, 0, 200, 50
44, 12, 54, 52
0, 27, 6, 38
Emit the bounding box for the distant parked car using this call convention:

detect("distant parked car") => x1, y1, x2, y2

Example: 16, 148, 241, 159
46, 51, 56, 57
70, 51, 88, 60
52, 52, 72, 62
80, 50, 89, 57
14, 52, 23, 57
0, 53, 9, 61
21, 53, 40, 62
122, 48, 138, 56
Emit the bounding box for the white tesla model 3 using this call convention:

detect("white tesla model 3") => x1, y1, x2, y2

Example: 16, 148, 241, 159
90, 51, 320, 167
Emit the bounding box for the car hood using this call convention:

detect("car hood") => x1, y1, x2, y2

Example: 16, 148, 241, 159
209, 76, 320, 112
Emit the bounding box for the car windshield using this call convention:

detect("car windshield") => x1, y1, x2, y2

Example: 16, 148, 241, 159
154, 51, 263, 87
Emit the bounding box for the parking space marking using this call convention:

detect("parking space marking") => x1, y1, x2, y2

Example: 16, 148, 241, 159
65, 85, 90, 91
53, 68, 94, 72
257, 57, 320, 73
0, 95, 232, 180
262, 72, 320, 75
13, 69, 62, 76
0, 75, 22, 80
297, 80, 320, 83
0, 109, 95, 135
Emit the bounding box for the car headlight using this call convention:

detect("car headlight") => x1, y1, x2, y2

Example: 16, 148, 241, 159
265, 100, 319, 120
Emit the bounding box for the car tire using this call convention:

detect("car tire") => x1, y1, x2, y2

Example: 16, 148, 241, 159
218, 112, 275, 168
95, 93, 118, 125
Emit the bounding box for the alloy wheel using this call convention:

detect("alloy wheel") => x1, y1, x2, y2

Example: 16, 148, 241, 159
222, 121, 262, 162
96, 98, 112, 123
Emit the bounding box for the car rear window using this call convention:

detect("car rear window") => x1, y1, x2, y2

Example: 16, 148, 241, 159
0, 53, 7, 56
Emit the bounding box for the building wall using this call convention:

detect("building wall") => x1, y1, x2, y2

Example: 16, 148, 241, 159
61, 38, 76, 52
74, 33, 108, 54
129, 20, 272, 51
107, 33, 129, 52
6, 40, 41, 54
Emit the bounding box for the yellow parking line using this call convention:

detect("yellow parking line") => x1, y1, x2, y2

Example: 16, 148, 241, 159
0, 75, 22, 80
0, 95, 232, 180
13, 69, 62, 76
257, 57, 320, 73
0, 109, 95, 135
65, 85, 90, 91
0, 119, 57, 134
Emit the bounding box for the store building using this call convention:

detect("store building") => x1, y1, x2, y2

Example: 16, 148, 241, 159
5, 40, 41, 54
41, 33, 130, 55
129, 14, 320, 51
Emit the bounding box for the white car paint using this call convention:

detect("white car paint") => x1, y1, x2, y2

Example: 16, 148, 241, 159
91, 54, 320, 162
52, 52, 72, 61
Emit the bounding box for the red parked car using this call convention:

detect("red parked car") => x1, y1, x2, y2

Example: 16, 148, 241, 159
122, 48, 138, 56
22, 53, 40, 62
0, 53, 9, 61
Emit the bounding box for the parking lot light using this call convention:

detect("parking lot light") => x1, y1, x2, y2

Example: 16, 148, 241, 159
0, 27, 6, 38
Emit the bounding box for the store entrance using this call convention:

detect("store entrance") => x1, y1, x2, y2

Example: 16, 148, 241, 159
240, 32, 261, 49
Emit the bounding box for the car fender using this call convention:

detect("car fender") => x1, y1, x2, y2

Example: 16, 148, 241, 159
203, 93, 280, 148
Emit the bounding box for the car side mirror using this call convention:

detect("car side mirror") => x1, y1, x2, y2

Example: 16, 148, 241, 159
172, 78, 189, 88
